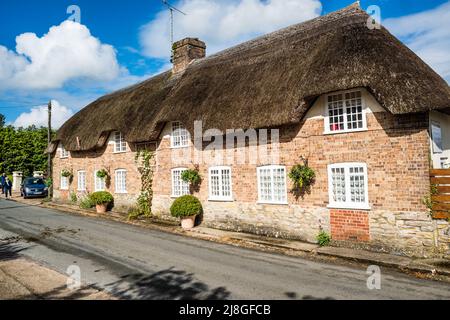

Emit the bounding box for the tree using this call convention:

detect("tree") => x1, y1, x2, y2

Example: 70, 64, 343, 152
0, 114, 5, 128
0, 125, 54, 177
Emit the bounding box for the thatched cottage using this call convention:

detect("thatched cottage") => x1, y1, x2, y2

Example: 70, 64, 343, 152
49, 3, 450, 257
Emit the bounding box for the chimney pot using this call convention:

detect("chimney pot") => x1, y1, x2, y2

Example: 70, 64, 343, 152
172, 38, 206, 74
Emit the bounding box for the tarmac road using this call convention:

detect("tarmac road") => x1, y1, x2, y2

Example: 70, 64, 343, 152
0, 199, 449, 300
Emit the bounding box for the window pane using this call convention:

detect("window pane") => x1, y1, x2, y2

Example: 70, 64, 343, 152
328, 91, 363, 132
78, 172, 86, 191
432, 123, 443, 153
349, 166, 365, 203
115, 170, 127, 193
61, 176, 68, 189
172, 169, 189, 197
210, 169, 220, 197
259, 168, 272, 202
331, 167, 346, 202
172, 122, 189, 148
345, 91, 363, 130
95, 172, 106, 191
114, 132, 126, 152
273, 168, 286, 202
328, 94, 345, 131
221, 169, 231, 197
60, 145, 69, 158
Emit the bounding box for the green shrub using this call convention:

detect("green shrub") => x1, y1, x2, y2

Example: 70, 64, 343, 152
70, 192, 78, 204
45, 178, 53, 188
79, 195, 94, 209
96, 169, 108, 179
90, 191, 114, 205
288, 164, 315, 189
127, 207, 142, 221
136, 191, 152, 216
170, 195, 202, 218
61, 169, 72, 178
317, 231, 331, 247
181, 169, 201, 186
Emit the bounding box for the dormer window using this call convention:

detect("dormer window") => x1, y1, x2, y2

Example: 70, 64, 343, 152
114, 131, 127, 153
324, 90, 367, 134
170, 121, 189, 148
60, 144, 69, 158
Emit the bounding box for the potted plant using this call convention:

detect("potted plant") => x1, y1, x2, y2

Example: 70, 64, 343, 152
96, 169, 109, 179
61, 169, 73, 179
181, 168, 201, 193
170, 195, 202, 229
288, 159, 315, 199
90, 191, 114, 213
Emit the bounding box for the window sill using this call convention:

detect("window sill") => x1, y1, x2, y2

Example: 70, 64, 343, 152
327, 204, 371, 211
60, 157, 69, 159
113, 151, 127, 154
115, 191, 128, 194
208, 198, 234, 202
323, 128, 368, 135
171, 194, 189, 198
60, 188, 69, 191
257, 201, 289, 206
170, 145, 190, 149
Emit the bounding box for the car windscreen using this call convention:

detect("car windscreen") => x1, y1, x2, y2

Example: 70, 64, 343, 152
25, 178, 45, 185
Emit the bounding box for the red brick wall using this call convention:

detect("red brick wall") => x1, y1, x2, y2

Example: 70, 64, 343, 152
330, 209, 370, 241
52, 89, 448, 256
52, 137, 142, 210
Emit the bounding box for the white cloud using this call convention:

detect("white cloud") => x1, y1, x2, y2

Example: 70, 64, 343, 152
12, 100, 74, 129
384, 1, 450, 81
0, 20, 121, 90
140, 0, 322, 59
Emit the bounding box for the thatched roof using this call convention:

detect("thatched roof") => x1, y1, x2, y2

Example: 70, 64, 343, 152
54, 2, 450, 152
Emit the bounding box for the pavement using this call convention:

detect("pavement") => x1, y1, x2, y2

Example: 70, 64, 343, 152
0, 257, 112, 300
0, 197, 450, 299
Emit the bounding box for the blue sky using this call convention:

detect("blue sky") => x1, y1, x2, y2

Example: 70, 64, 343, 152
0, 0, 449, 127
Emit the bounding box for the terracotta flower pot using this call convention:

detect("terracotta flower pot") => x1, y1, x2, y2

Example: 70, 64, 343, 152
181, 215, 197, 229
96, 204, 107, 213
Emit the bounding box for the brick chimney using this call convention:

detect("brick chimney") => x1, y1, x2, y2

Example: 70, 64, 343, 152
171, 38, 206, 74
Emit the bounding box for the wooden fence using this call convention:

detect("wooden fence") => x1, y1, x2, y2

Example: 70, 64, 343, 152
430, 169, 450, 219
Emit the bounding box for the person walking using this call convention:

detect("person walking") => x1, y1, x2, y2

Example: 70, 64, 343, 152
4, 177, 12, 198
0, 173, 5, 195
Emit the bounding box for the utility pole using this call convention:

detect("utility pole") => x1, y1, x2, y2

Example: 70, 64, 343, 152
47, 100, 53, 198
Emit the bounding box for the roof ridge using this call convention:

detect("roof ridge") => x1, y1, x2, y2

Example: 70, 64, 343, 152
194, 2, 367, 64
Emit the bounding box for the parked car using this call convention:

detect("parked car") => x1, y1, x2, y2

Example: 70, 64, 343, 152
20, 177, 48, 199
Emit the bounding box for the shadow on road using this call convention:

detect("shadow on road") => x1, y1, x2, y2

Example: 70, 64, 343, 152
0, 200, 32, 211
0, 241, 27, 261
105, 267, 231, 300
285, 291, 335, 300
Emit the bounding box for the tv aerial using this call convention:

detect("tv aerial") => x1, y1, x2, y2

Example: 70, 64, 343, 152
162, 0, 187, 49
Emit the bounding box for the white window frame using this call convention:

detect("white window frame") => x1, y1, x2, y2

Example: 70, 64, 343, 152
115, 169, 127, 194
77, 170, 86, 191
94, 170, 106, 192
431, 121, 443, 154
60, 174, 69, 190
171, 168, 190, 198
327, 162, 370, 210
256, 165, 288, 205
113, 131, 127, 153
208, 166, 233, 201
324, 89, 367, 134
60, 144, 69, 159
170, 121, 190, 148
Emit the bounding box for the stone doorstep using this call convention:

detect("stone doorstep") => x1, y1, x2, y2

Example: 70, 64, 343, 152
8, 197, 450, 279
